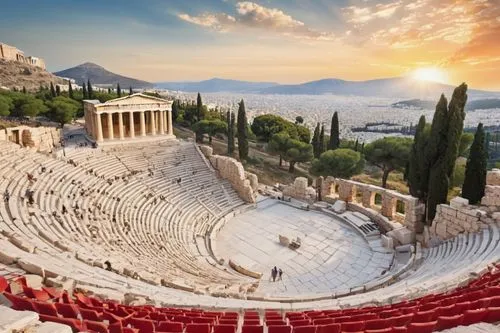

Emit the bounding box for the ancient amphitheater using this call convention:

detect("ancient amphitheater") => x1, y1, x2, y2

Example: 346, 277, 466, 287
0, 99, 500, 332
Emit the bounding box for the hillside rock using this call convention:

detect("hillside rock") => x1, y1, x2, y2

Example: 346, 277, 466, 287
0, 58, 64, 92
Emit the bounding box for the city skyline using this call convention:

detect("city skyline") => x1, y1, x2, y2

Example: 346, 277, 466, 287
1, 0, 499, 90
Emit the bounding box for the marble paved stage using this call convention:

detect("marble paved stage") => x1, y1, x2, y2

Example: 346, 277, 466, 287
216, 199, 393, 297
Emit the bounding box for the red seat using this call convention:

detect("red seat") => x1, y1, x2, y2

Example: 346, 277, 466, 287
289, 319, 310, 327
42, 287, 62, 299
462, 308, 488, 326
3, 293, 36, 311
407, 321, 436, 333
485, 307, 500, 323
268, 325, 292, 333
418, 302, 440, 312
220, 319, 238, 326
80, 308, 103, 321
412, 310, 436, 323
489, 296, 500, 307
312, 318, 334, 325
0, 276, 9, 293
242, 325, 264, 333
130, 318, 156, 333
85, 319, 109, 333
387, 314, 413, 327
379, 310, 401, 319
267, 320, 287, 326
316, 323, 341, 333
340, 321, 364, 332
193, 317, 216, 324
292, 325, 315, 333
55, 302, 80, 319
391, 327, 408, 333
365, 318, 389, 330
34, 301, 58, 317
157, 321, 184, 332
245, 319, 261, 325
214, 324, 236, 333
39, 314, 85, 332
186, 323, 211, 333
436, 314, 464, 331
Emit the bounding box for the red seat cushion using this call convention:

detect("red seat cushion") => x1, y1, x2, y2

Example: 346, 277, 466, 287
214, 324, 236, 333
85, 319, 109, 333
268, 325, 292, 333
340, 321, 364, 332
365, 329, 392, 333
39, 314, 85, 332
316, 323, 341, 333
157, 321, 184, 332
463, 308, 488, 326
292, 325, 315, 333
186, 323, 211, 333
130, 318, 155, 333
3, 293, 36, 311
33, 301, 58, 317
365, 318, 389, 330
55, 303, 80, 319
485, 307, 500, 323
80, 308, 102, 321
267, 320, 287, 326
407, 321, 437, 333
388, 314, 413, 327
412, 310, 436, 323
436, 314, 464, 331
242, 325, 264, 333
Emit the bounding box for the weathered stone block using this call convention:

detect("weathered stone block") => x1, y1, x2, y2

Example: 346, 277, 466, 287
332, 200, 347, 213
450, 197, 469, 209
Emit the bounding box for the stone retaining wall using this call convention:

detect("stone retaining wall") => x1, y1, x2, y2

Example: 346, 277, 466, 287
0, 126, 61, 153
198, 145, 258, 204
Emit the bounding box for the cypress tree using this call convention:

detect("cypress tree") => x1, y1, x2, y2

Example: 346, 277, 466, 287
237, 99, 248, 160
108, 88, 111, 94
408, 115, 427, 198
50, 82, 56, 98
229, 112, 235, 155
87, 80, 93, 99
82, 82, 87, 99
462, 123, 487, 204
227, 110, 232, 155
485, 131, 491, 154
129, 86, 133, 95
328, 112, 340, 150
197, 92, 203, 121
312, 123, 321, 158
427, 84, 468, 221
55, 85, 61, 96
319, 124, 325, 155
117, 83, 121, 97
68, 81, 74, 99
354, 138, 359, 152
172, 100, 179, 121
22, 86, 27, 94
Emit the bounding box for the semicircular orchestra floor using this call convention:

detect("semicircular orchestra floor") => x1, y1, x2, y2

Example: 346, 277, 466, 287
216, 198, 393, 297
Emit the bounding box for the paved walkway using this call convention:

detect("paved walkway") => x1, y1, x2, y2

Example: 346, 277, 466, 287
216, 199, 393, 297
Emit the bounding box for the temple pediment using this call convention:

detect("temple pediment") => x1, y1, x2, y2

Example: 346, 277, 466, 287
102, 93, 171, 107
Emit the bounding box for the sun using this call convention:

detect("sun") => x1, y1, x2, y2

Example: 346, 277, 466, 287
411, 67, 449, 84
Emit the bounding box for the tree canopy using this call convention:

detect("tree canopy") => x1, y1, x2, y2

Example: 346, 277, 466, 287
46, 96, 79, 127
192, 119, 227, 144
268, 132, 313, 172
251, 114, 309, 143
365, 137, 413, 188
328, 112, 340, 150
462, 123, 487, 204
237, 99, 249, 160
310, 149, 364, 178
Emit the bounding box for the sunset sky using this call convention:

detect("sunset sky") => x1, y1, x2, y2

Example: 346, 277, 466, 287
1, 0, 499, 90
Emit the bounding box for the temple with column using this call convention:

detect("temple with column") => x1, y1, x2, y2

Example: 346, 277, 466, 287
83, 93, 175, 144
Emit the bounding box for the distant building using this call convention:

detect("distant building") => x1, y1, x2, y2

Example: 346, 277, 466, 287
0, 42, 46, 70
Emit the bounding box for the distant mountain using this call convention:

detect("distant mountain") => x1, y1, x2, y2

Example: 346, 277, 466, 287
393, 98, 500, 111
259, 77, 500, 99
54, 62, 152, 88
155, 78, 279, 93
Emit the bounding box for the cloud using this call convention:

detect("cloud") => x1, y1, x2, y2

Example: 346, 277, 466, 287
178, 1, 335, 41
343, 1, 403, 24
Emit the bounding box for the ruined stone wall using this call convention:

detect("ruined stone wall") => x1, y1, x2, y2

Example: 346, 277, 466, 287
0, 43, 21, 61
1, 126, 61, 153
282, 177, 316, 202
198, 145, 257, 204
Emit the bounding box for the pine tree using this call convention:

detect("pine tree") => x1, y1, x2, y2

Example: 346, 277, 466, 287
55, 85, 61, 96
462, 123, 487, 204
82, 82, 87, 99
68, 81, 74, 99
328, 112, 340, 150
87, 80, 93, 99
354, 138, 359, 152
117, 84, 121, 97
312, 123, 321, 158
50, 82, 56, 98
197, 92, 203, 121
408, 115, 427, 198
237, 99, 248, 160
108, 88, 111, 94
22, 86, 27, 94
129, 86, 133, 95
319, 124, 325, 155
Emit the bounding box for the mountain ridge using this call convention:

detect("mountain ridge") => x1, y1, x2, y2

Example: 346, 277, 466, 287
54, 62, 152, 88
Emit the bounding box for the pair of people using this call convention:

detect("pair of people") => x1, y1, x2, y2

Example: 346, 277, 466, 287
271, 266, 283, 282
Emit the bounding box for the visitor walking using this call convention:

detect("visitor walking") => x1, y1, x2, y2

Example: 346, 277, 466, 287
271, 266, 277, 282
278, 268, 283, 281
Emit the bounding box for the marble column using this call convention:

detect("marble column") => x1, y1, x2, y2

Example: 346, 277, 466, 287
129, 111, 135, 138
118, 112, 124, 140
159, 110, 165, 134
167, 110, 173, 135
150, 110, 156, 135
107, 112, 114, 140
95, 113, 103, 142
140, 111, 146, 136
